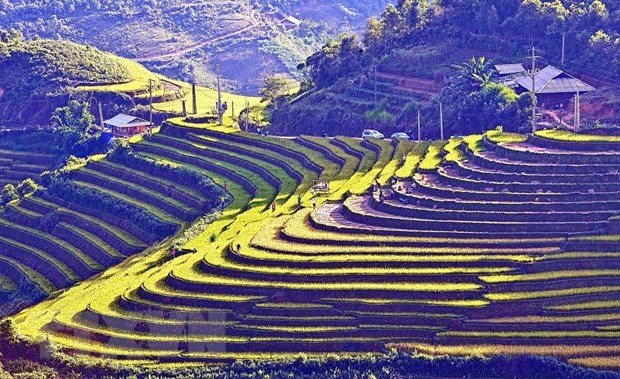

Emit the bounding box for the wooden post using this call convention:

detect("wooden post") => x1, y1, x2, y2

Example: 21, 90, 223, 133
98, 101, 104, 130
439, 102, 444, 140
417, 109, 421, 143
192, 83, 197, 114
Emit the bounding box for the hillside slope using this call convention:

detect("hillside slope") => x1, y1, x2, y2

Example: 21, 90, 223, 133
0, 35, 261, 128
6, 125, 620, 371
270, 0, 620, 137
0, 0, 392, 94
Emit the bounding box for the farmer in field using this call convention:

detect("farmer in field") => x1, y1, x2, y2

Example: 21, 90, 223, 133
170, 246, 176, 260
297, 194, 302, 209
271, 201, 276, 214
312, 196, 317, 208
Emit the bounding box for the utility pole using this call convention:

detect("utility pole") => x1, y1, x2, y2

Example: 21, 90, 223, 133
98, 101, 104, 130
191, 83, 197, 114
561, 32, 566, 66
439, 101, 444, 140
417, 109, 421, 143
529, 47, 540, 133
373, 65, 378, 102
574, 91, 580, 132
148, 79, 154, 135
216, 64, 223, 126
245, 98, 250, 132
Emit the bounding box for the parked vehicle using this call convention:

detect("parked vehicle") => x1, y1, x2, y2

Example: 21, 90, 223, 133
391, 132, 410, 140
362, 129, 384, 139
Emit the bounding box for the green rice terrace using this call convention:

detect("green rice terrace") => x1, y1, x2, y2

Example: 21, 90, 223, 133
3, 125, 620, 370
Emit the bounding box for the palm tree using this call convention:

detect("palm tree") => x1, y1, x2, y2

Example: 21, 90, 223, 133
454, 57, 493, 91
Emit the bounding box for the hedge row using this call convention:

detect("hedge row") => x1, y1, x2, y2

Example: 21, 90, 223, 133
110, 145, 225, 206
70, 169, 198, 222
89, 161, 205, 210
47, 179, 177, 238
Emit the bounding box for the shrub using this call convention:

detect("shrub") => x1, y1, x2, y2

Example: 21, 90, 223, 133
47, 178, 176, 238
1, 184, 19, 205
108, 145, 227, 209
16, 178, 37, 196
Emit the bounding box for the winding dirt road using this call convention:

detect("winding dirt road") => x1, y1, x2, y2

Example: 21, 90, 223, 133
136, 14, 259, 62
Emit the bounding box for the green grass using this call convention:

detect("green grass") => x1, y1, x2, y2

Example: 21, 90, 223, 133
418, 141, 449, 170
485, 286, 620, 301
80, 167, 196, 214
444, 137, 465, 162
439, 330, 620, 338
28, 196, 147, 248
155, 134, 300, 211
472, 313, 620, 324
395, 142, 431, 179
0, 256, 56, 294
0, 236, 80, 283
0, 219, 104, 271
175, 267, 483, 292
485, 130, 527, 144
535, 129, 620, 143
479, 270, 620, 284
350, 138, 393, 194
378, 140, 417, 185
152, 78, 262, 122
463, 134, 484, 152
0, 273, 17, 291
75, 56, 157, 93
72, 180, 181, 226
97, 160, 207, 201
546, 300, 620, 312
58, 222, 125, 259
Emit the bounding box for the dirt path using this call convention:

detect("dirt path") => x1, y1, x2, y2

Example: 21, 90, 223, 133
136, 15, 258, 62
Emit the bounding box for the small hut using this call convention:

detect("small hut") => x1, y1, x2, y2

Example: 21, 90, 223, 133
104, 114, 152, 136
497, 65, 595, 107
281, 16, 302, 29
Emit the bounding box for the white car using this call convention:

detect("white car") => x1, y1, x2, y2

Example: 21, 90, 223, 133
362, 129, 384, 139
391, 132, 410, 140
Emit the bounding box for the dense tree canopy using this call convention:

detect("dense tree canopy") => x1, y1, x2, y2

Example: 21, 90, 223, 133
272, 0, 618, 137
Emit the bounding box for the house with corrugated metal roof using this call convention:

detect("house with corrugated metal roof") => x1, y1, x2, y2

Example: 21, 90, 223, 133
103, 114, 152, 136
495, 64, 595, 106
281, 16, 302, 29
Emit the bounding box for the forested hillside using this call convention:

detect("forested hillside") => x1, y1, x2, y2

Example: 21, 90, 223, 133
0, 32, 137, 127
0, 0, 392, 94
270, 0, 620, 137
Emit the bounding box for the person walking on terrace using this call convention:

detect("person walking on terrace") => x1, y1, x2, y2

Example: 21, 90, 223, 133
312, 196, 317, 209
271, 200, 276, 214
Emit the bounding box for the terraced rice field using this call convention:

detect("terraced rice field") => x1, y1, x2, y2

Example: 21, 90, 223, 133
0, 140, 224, 317
7, 126, 620, 369
0, 149, 57, 188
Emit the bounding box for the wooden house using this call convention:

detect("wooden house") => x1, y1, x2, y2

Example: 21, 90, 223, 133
104, 114, 152, 136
